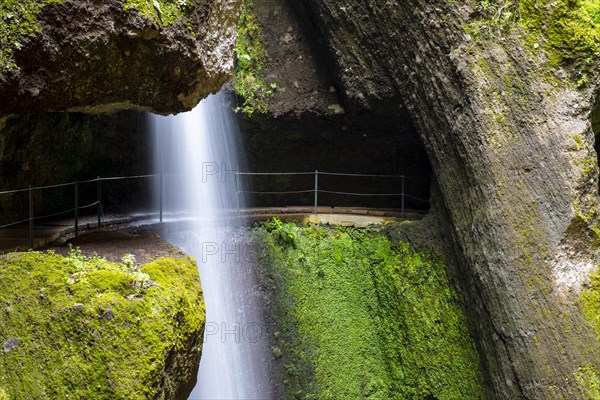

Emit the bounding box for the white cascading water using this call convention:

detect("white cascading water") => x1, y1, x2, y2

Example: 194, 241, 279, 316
151, 90, 273, 399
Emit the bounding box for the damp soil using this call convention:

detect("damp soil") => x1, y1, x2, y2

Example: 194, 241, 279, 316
44, 225, 186, 264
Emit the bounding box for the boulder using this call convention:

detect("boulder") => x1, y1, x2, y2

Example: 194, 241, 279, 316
0, 0, 241, 115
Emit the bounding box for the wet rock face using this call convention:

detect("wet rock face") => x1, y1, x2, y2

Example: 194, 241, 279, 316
0, 0, 241, 115
250, 0, 340, 118
286, 0, 600, 398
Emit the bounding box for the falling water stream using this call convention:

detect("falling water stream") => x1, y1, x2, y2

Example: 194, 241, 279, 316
151, 90, 274, 399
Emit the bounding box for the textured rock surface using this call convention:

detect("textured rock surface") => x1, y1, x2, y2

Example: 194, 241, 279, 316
0, 0, 241, 115
278, 0, 600, 398
250, 0, 338, 118
233, 0, 432, 208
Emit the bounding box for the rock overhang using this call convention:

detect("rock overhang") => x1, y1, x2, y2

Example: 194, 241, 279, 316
0, 0, 242, 116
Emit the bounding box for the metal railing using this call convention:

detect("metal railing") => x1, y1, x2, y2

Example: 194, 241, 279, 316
235, 170, 429, 215
0, 171, 429, 250
0, 174, 155, 249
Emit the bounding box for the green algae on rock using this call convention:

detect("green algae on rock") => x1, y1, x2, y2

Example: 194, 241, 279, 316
0, 249, 205, 399
124, 0, 193, 27
580, 264, 600, 398
233, 0, 273, 117
468, 0, 600, 85
256, 220, 485, 399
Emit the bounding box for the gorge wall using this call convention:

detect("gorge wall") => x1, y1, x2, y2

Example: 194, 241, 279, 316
241, 0, 600, 398
0, 0, 243, 222
0, 112, 151, 224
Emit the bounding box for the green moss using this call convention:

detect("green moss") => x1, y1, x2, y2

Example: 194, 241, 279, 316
0, 0, 65, 73
582, 266, 600, 336
574, 134, 585, 149
575, 366, 600, 399
0, 249, 204, 399
580, 266, 600, 397
233, 0, 274, 117
123, 0, 192, 26
468, 0, 600, 85
256, 219, 485, 399
592, 227, 600, 247
520, 0, 600, 72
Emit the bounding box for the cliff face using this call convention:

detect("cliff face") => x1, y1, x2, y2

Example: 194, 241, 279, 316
2, 0, 599, 397
233, 0, 432, 208
0, 0, 241, 115
249, 0, 600, 397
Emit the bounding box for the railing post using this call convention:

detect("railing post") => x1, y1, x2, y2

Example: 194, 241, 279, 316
28, 186, 34, 249
74, 180, 79, 236
401, 175, 405, 217
314, 170, 318, 214
235, 172, 241, 213
159, 172, 163, 223
96, 176, 101, 229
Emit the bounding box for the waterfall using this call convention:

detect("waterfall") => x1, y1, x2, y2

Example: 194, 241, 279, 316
151, 90, 273, 399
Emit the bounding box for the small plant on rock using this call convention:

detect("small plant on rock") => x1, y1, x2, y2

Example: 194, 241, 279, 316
233, 0, 274, 117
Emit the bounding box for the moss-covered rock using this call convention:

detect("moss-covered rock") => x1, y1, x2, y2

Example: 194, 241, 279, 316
580, 264, 600, 398
232, 0, 274, 117
468, 0, 600, 86
256, 220, 484, 399
0, 249, 205, 399
124, 0, 195, 27
0, 0, 242, 115
0, 0, 63, 73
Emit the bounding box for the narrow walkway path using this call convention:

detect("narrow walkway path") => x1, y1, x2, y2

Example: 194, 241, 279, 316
0, 215, 135, 254
0, 207, 425, 254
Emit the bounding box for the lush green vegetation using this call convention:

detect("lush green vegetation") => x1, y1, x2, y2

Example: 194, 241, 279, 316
520, 0, 600, 84
233, 0, 275, 117
469, 0, 600, 85
0, 249, 205, 399
256, 219, 485, 399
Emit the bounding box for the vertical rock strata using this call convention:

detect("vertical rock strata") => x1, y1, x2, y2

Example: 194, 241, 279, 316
290, 0, 600, 398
